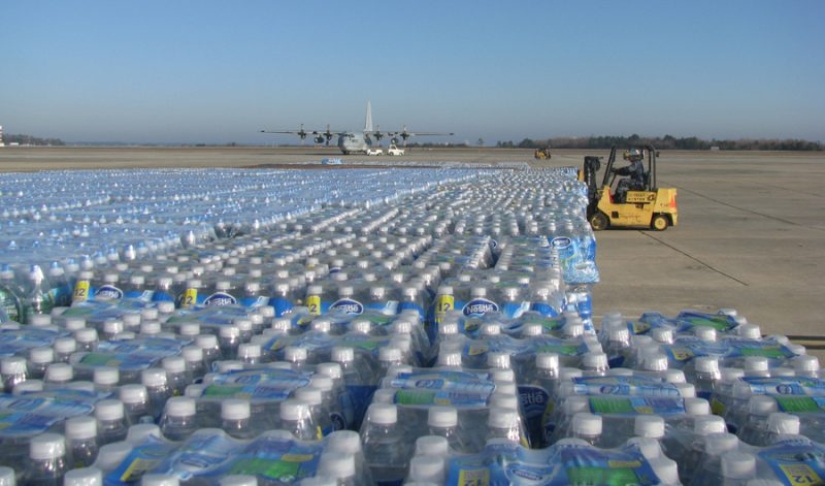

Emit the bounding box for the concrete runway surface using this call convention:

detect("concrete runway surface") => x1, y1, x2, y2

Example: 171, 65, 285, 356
1, 145, 823, 352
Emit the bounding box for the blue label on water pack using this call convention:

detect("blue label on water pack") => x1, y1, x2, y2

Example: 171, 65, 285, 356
203, 292, 237, 307
570, 376, 682, 398
152, 431, 245, 480
329, 298, 364, 315
105, 436, 180, 486
739, 377, 825, 396
269, 295, 294, 317
95, 284, 124, 300
463, 298, 499, 317
758, 437, 825, 486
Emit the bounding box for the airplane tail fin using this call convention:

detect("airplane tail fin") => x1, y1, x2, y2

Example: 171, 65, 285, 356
364, 101, 373, 132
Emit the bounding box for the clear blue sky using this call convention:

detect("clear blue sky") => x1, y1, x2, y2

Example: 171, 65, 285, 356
2, 1, 823, 144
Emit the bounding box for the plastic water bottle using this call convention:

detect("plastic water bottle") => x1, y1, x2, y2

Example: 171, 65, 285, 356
427, 405, 468, 453
27, 347, 55, 380
406, 454, 446, 485
23, 432, 67, 486
159, 396, 199, 441
316, 452, 359, 486
119, 384, 153, 425
361, 403, 409, 486
141, 368, 172, 421
1, 356, 28, 393
570, 412, 603, 446
161, 356, 188, 397
181, 345, 207, 382
43, 362, 74, 388
737, 395, 778, 445
294, 387, 333, 438
690, 432, 742, 486
64, 416, 99, 468
218, 325, 242, 360
279, 399, 318, 441
326, 430, 373, 485
0, 466, 15, 486
53, 337, 77, 364
221, 398, 256, 440
485, 407, 522, 445
94, 399, 129, 445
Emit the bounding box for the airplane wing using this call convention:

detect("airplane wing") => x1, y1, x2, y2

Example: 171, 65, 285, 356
385, 126, 455, 145
260, 125, 348, 145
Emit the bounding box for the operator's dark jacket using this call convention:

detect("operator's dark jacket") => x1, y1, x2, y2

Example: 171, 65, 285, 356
614, 159, 645, 189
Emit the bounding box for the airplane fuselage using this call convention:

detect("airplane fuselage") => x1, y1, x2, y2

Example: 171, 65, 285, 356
337, 133, 377, 155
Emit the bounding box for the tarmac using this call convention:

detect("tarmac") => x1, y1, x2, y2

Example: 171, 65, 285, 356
1, 145, 823, 353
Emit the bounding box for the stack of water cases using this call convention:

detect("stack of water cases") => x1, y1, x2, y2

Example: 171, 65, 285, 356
0, 167, 818, 485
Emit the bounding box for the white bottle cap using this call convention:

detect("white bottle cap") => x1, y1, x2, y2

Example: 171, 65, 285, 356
748, 395, 778, 415
284, 346, 307, 362
53, 337, 77, 354
29, 314, 52, 327
95, 399, 125, 421
119, 384, 148, 405
331, 346, 355, 363
650, 327, 674, 344
694, 356, 720, 374
103, 320, 124, 335
572, 413, 602, 436
75, 328, 99, 344
182, 346, 204, 362
368, 403, 397, 425
141, 474, 180, 486
495, 382, 517, 396
675, 383, 696, 398
535, 353, 559, 371
123, 314, 142, 328
488, 407, 519, 429
704, 432, 740, 455
640, 353, 669, 372
521, 324, 543, 337
722, 451, 757, 480
371, 388, 396, 404
737, 324, 762, 340
415, 435, 450, 456
325, 430, 362, 455
1, 356, 26, 375
408, 454, 445, 482
582, 352, 608, 371
141, 368, 168, 388
29, 432, 65, 460
437, 352, 463, 367
45, 362, 73, 382
294, 387, 323, 406
195, 334, 218, 350
489, 392, 519, 411
162, 356, 186, 374
92, 366, 119, 387
720, 367, 745, 381
279, 399, 310, 422
378, 346, 403, 363
314, 363, 342, 381
62, 316, 87, 330
65, 415, 97, 440
219, 325, 240, 339
694, 326, 717, 342
165, 397, 196, 418
317, 452, 356, 479
694, 415, 727, 436
480, 324, 500, 336
184, 384, 205, 399
219, 475, 258, 486
648, 457, 679, 485
64, 467, 103, 486
793, 355, 821, 373
767, 413, 800, 435
222, 399, 251, 421
564, 396, 591, 415
490, 368, 515, 383
238, 343, 262, 360
684, 398, 710, 416
634, 415, 665, 439
744, 356, 770, 374
29, 346, 55, 364
428, 406, 458, 428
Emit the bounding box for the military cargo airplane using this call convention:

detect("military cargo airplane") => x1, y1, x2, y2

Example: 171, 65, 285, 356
260, 101, 453, 155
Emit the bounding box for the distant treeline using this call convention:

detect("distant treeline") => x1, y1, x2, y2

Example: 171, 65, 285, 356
495, 135, 823, 151
3, 134, 65, 146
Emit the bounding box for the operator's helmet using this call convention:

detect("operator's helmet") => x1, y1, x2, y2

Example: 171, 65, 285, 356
623, 148, 643, 161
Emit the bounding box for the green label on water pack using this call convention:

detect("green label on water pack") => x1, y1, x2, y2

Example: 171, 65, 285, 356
566, 466, 641, 486
775, 396, 825, 413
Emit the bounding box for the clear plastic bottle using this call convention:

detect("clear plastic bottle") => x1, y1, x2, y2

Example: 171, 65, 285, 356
316, 452, 359, 486
570, 412, 603, 446
52, 337, 78, 364
74, 328, 99, 353
361, 403, 409, 486
24, 432, 67, 486
221, 398, 256, 440
119, 384, 152, 425
159, 396, 199, 442
181, 345, 206, 382
279, 399, 317, 441
294, 387, 333, 438
27, 347, 55, 380
141, 368, 172, 421
194, 334, 222, 369
406, 454, 446, 485
486, 407, 522, 445
161, 356, 188, 397
64, 416, 99, 468
427, 406, 467, 453
1, 356, 27, 393
218, 325, 242, 360
325, 430, 372, 485
43, 362, 74, 388
95, 398, 129, 446
92, 366, 120, 394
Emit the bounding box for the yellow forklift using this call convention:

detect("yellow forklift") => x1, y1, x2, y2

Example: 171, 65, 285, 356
579, 145, 678, 231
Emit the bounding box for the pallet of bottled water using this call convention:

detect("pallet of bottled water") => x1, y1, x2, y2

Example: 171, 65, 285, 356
0, 167, 821, 485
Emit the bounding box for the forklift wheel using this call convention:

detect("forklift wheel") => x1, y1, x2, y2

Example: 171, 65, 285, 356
652, 214, 669, 231
590, 212, 609, 231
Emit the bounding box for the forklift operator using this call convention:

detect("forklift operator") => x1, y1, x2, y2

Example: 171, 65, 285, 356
612, 149, 645, 202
